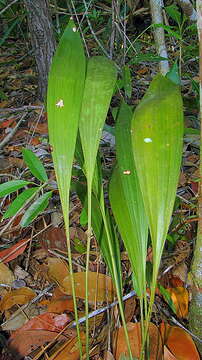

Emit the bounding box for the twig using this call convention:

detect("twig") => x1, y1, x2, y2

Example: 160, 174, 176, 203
0, 105, 42, 113
82, 0, 111, 59
0, 0, 19, 15
0, 112, 27, 149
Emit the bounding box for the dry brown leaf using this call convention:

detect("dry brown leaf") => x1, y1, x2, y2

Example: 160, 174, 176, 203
159, 323, 200, 360
124, 296, 136, 322
1, 303, 40, 331
0, 287, 36, 311
9, 330, 67, 358
0, 263, 14, 295
164, 345, 178, 360
115, 322, 163, 360
61, 271, 115, 303
166, 287, 189, 318
49, 332, 86, 360
47, 257, 69, 284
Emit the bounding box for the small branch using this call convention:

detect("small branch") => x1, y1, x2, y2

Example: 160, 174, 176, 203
0, 112, 27, 150
0, 0, 19, 15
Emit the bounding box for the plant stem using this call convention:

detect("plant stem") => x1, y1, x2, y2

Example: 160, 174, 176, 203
99, 190, 133, 360
85, 182, 92, 359
65, 215, 83, 358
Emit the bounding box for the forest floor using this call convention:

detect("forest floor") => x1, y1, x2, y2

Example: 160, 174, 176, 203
0, 8, 201, 360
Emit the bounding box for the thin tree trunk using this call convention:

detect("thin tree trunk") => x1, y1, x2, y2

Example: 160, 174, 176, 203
150, 0, 169, 75
24, 0, 56, 100
189, 1, 202, 355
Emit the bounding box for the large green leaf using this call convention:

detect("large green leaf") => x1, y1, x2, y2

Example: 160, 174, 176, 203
79, 56, 117, 186
47, 21, 86, 357
47, 20, 86, 216
131, 74, 183, 276
109, 102, 148, 297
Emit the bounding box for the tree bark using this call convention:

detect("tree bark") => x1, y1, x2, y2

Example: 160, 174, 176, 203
24, 0, 56, 100
177, 0, 197, 22
150, 0, 169, 75
189, 1, 202, 355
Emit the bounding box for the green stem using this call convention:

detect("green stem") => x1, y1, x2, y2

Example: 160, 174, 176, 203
85, 182, 92, 359
99, 191, 133, 360
65, 214, 83, 358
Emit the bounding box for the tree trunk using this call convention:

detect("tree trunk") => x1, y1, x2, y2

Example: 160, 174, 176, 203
150, 0, 169, 75
189, 1, 202, 355
24, 0, 56, 100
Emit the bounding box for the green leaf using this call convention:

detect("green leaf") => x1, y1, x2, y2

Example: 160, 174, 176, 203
47, 20, 86, 217
131, 74, 183, 276
109, 102, 148, 297
3, 187, 39, 219
0, 180, 30, 198
152, 23, 182, 40
158, 284, 176, 314
20, 191, 52, 227
123, 65, 132, 98
79, 56, 117, 186
22, 148, 48, 182
129, 53, 168, 65
166, 61, 180, 85
165, 5, 182, 26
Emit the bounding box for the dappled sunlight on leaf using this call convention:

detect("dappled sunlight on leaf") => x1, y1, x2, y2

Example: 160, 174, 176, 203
166, 287, 189, 318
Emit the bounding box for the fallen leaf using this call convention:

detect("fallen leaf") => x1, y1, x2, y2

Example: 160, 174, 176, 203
124, 296, 136, 322
48, 295, 74, 313
159, 323, 200, 360
0, 263, 14, 291
47, 257, 69, 284
0, 239, 28, 263
164, 345, 179, 360
1, 303, 40, 331
115, 322, 163, 360
13, 312, 71, 333
0, 287, 36, 311
166, 287, 189, 318
62, 271, 115, 303
49, 333, 86, 360
8, 330, 67, 358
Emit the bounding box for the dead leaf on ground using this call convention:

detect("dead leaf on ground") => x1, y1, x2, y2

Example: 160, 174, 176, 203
61, 271, 115, 303
166, 287, 189, 318
0, 287, 36, 311
124, 296, 136, 322
47, 257, 69, 284
8, 330, 67, 359
0, 262, 14, 295
115, 322, 163, 360
1, 303, 41, 331
0, 238, 28, 263
159, 323, 200, 360
13, 312, 71, 333
49, 333, 86, 360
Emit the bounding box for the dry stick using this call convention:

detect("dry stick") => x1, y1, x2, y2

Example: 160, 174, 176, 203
0, 112, 27, 149
0, 0, 19, 15
82, 0, 111, 59
0, 105, 42, 113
